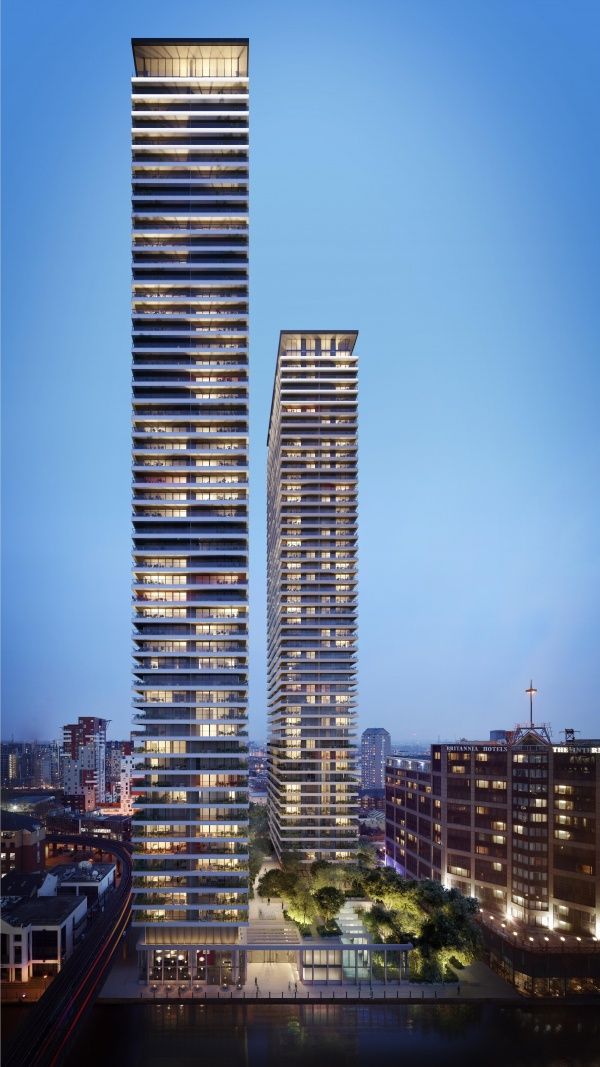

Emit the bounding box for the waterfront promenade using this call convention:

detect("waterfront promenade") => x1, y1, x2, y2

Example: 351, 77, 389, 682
98, 955, 518, 1004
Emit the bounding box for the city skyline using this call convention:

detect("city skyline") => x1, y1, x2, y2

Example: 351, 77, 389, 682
3, 0, 600, 743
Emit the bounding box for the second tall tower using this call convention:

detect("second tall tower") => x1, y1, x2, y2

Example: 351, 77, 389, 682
267, 331, 359, 863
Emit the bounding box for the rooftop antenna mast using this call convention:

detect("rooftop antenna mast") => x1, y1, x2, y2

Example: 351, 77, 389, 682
525, 680, 537, 727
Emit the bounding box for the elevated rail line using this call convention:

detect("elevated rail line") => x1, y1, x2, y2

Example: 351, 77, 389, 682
4, 833, 132, 1067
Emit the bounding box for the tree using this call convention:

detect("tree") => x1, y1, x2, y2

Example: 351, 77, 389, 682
248, 804, 274, 887
257, 867, 295, 901
287, 880, 318, 927
314, 886, 345, 923
417, 879, 448, 909
357, 842, 378, 869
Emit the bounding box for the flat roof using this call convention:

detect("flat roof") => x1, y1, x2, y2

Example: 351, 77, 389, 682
267, 330, 358, 446
2, 895, 85, 928
1, 809, 43, 832
53, 862, 115, 883
0, 871, 51, 898
132, 37, 249, 45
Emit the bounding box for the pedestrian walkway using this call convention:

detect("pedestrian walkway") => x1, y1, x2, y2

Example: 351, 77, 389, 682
243, 861, 301, 946
337, 900, 369, 943
99, 946, 517, 1003
99, 959, 518, 1003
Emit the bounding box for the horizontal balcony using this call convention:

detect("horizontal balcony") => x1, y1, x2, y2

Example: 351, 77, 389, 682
132, 895, 248, 909
132, 823, 247, 832
132, 391, 248, 402
131, 213, 247, 226
133, 681, 247, 692
132, 123, 249, 134
132, 202, 247, 214
133, 454, 247, 465
132, 162, 249, 171
132, 561, 247, 571
133, 346, 247, 357
133, 621, 248, 633
133, 660, 247, 670
133, 414, 247, 424
134, 759, 247, 769
132, 320, 247, 332
131, 109, 248, 119
131, 420, 246, 433
133, 901, 248, 917
133, 638, 248, 648
131, 86, 248, 95
131, 865, 247, 877
132, 518, 247, 527
132, 263, 248, 275
133, 802, 247, 806
132, 140, 248, 150
133, 741, 247, 755
133, 841, 249, 855
136, 805, 247, 815
132, 147, 247, 158
133, 690, 246, 700
133, 718, 247, 730
132, 884, 248, 897
132, 256, 248, 267
133, 580, 248, 592
132, 292, 247, 301
131, 169, 248, 180
132, 161, 249, 174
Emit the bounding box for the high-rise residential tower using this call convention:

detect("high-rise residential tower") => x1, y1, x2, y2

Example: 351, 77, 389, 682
130, 39, 249, 985
360, 727, 391, 791
62, 717, 109, 812
267, 331, 359, 862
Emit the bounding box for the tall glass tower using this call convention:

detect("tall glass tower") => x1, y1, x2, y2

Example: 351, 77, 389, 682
130, 39, 249, 984
267, 331, 359, 862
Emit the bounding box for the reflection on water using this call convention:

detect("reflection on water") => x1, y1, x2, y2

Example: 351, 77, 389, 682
61, 1002, 600, 1067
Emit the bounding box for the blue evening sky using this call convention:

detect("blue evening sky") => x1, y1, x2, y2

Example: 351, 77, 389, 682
2, 0, 599, 743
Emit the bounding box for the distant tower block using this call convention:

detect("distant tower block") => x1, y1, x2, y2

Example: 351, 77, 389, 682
360, 728, 392, 790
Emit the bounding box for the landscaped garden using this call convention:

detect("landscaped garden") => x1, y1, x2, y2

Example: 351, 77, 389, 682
255, 843, 482, 982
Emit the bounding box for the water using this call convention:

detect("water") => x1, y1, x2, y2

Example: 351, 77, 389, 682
56, 1002, 600, 1067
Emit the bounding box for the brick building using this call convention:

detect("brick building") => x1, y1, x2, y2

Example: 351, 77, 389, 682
385, 725, 600, 937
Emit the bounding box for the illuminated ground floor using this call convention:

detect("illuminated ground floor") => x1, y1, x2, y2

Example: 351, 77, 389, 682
483, 925, 600, 997
136, 942, 412, 987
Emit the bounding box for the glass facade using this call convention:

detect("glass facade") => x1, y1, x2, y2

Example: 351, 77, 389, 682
130, 39, 249, 974
266, 332, 359, 862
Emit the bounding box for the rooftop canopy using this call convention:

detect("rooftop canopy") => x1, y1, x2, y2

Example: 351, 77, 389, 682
132, 39, 249, 79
